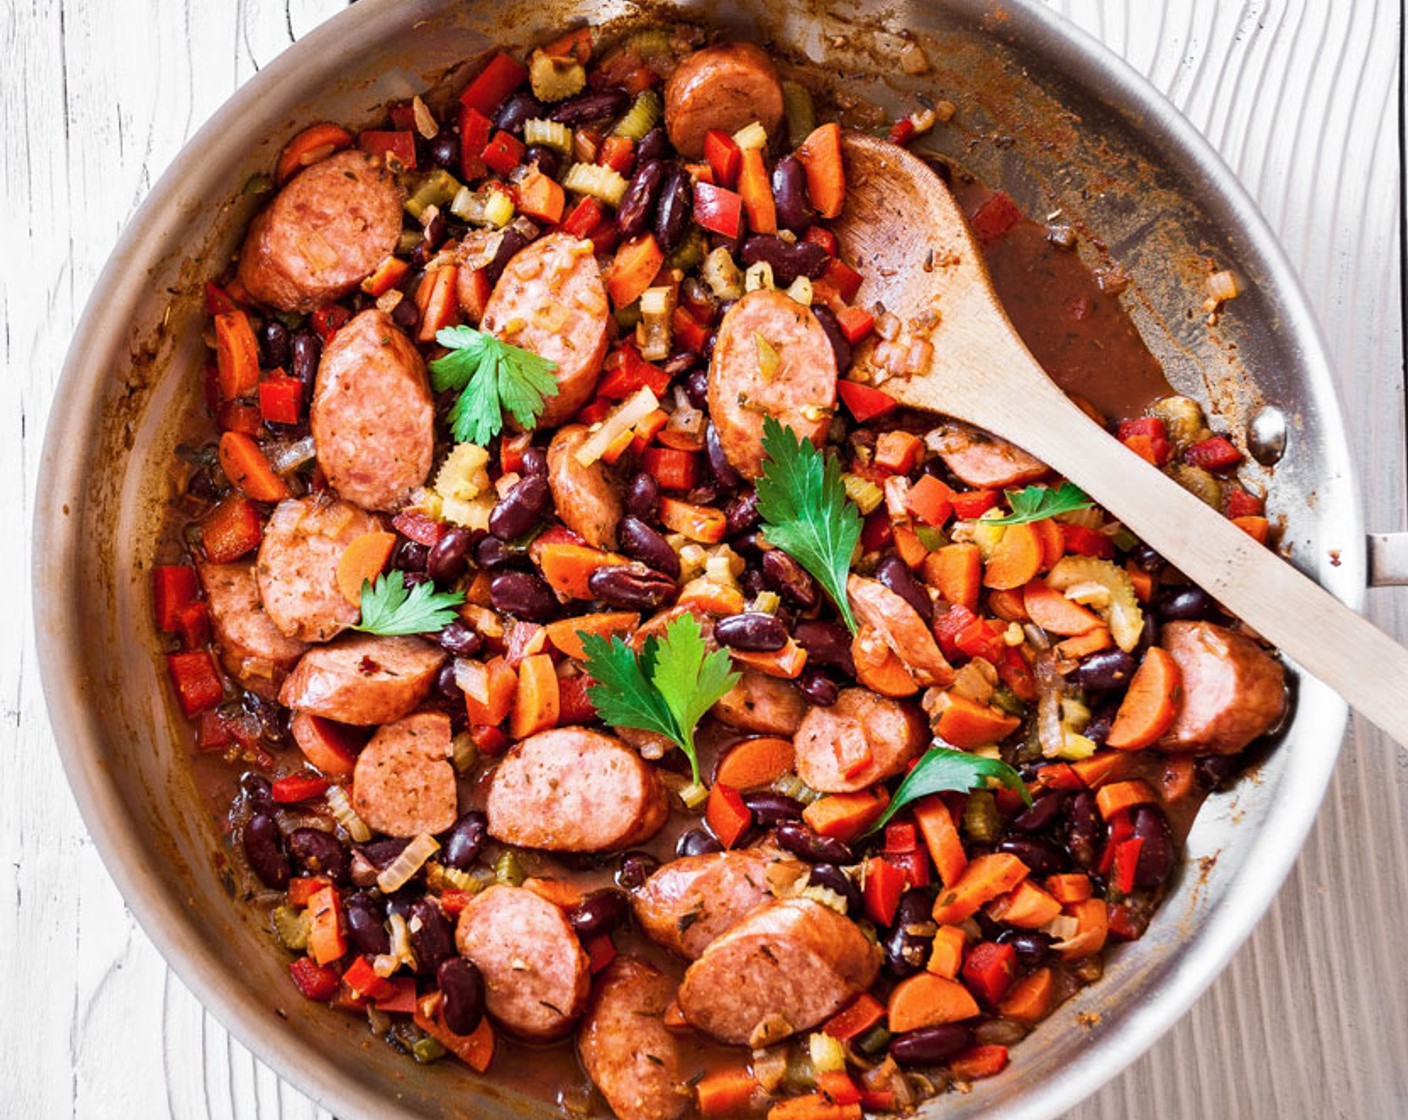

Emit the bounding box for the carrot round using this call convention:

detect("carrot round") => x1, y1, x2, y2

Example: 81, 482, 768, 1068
984, 879, 1062, 929
1094, 778, 1158, 821
1022, 579, 1103, 635
913, 796, 968, 889
1105, 647, 1182, 750
509, 653, 560, 739
544, 612, 639, 661
218, 431, 290, 502
696, 1066, 759, 1118
1033, 518, 1065, 570
886, 973, 980, 1033
536, 542, 627, 600
925, 543, 981, 612
997, 966, 1054, 1026
714, 736, 796, 790
213, 311, 260, 402
982, 523, 1044, 590
851, 627, 919, 697
336, 531, 397, 606
931, 853, 1030, 924
933, 692, 1021, 748
275, 121, 353, 184
795, 122, 846, 219
801, 788, 889, 843
606, 233, 665, 309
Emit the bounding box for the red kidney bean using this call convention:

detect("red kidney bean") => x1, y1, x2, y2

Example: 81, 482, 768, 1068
676, 828, 724, 858
289, 329, 321, 398
437, 619, 483, 659
1011, 792, 1062, 834
391, 298, 421, 332
490, 571, 559, 621
883, 889, 936, 977
618, 515, 681, 578
685, 369, 709, 410
1075, 649, 1138, 692
521, 445, 548, 477
427, 132, 460, 170
797, 669, 839, 707
716, 612, 788, 652
1128, 543, 1165, 572
794, 619, 855, 675
258, 319, 290, 369
723, 491, 759, 538
395, 540, 429, 573
770, 156, 816, 233
705, 422, 744, 491
524, 144, 562, 179
741, 791, 804, 824
654, 166, 694, 253
1066, 792, 1101, 870
437, 958, 486, 1036
996, 928, 1054, 967
637, 126, 670, 163
427, 527, 474, 584
807, 864, 862, 915
550, 88, 631, 127
1195, 754, 1240, 790
662, 352, 699, 378
422, 209, 448, 251
485, 225, 531, 286
775, 821, 853, 864
875, 556, 933, 621
809, 303, 852, 373
435, 661, 463, 702
616, 159, 667, 240
242, 813, 289, 890
344, 892, 391, 955
494, 91, 544, 134
1130, 804, 1175, 888
489, 474, 550, 540
616, 850, 660, 890
762, 549, 818, 609
625, 473, 661, 520
587, 564, 678, 610
441, 810, 487, 871
740, 236, 830, 286
1156, 585, 1217, 621
238, 772, 276, 814
386, 896, 454, 975
287, 828, 351, 885
890, 1024, 975, 1066
474, 535, 528, 571
1083, 701, 1118, 747
567, 888, 631, 941
995, 837, 1065, 877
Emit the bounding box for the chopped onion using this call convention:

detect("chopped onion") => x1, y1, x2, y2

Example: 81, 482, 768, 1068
874, 311, 902, 340
573, 387, 660, 466
898, 40, 929, 74
809, 1031, 848, 1073
1034, 651, 1067, 759
377, 832, 440, 894
1207, 269, 1240, 302
411, 95, 439, 139
326, 785, 371, 843
267, 436, 316, 474
454, 659, 490, 705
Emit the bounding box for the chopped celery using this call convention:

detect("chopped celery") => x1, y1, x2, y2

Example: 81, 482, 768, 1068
781, 81, 816, 146
855, 1025, 893, 1056
405, 169, 463, 220
529, 51, 586, 102
411, 1035, 447, 1063
562, 163, 628, 206
494, 848, 526, 886
962, 789, 1000, 843
612, 89, 663, 140
271, 905, 309, 951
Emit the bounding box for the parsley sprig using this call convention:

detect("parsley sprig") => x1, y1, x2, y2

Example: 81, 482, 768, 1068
755, 417, 863, 634
866, 745, 1030, 835
353, 571, 465, 637
580, 613, 739, 787
429, 326, 559, 446
987, 482, 1092, 525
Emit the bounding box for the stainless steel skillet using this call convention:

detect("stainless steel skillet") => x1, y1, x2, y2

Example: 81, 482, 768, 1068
31, 1, 1407, 1118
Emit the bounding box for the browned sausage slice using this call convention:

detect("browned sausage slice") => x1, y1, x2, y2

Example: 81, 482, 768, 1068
256, 495, 382, 642
311, 309, 434, 511
664, 43, 785, 159
1159, 620, 1286, 754
480, 234, 610, 428
350, 711, 457, 837
678, 899, 881, 1046
455, 884, 591, 1040
197, 560, 309, 700
926, 422, 1049, 490
278, 633, 445, 725
486, 727, 669, 851
847, 574, 952, 686
793, 687, 928, 793
578, 957, 689, 1120
236, 150, 405, 313
712, 670, 806, 735
547, 424, 624, 549
707, 289, 837, 478
633, 849, 806, 959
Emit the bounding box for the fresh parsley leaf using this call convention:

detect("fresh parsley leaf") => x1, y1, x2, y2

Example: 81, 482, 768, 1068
352, 571, 466, 637
866, 745, 1030, 835
755, 416, 862, 634
430, 326, 559, 446
987, 482, 1092, 525
581, 613, 739, 786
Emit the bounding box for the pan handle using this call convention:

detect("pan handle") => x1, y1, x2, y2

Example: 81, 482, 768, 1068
1368, 533, 1408, 587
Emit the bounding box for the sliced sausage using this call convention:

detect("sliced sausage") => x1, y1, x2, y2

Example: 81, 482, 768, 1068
197, 560, 309, 700
486, 727, 669, 851
547, 424, 623, 548
310, 309, 434, 511
278, 633, 445, 725
579, 957, 689, 1120
707, 289, 837, 478
455, 884, 591, 1040
480, 233, 610, 428
256, 495, 382, 642
236, 150, 404, 313
712, 670, 806, 735
925, 422, 1049, 490
663, 43, 785, 159
678, 898, 881, 1046
1159, 620, 1286, 754
350, 711, 457, 837
633, 849, 805, 959
847, 574, 953, 686
794, 687, 928, 793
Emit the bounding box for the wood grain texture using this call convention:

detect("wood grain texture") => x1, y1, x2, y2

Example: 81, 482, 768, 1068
2, 1, 1402, 1116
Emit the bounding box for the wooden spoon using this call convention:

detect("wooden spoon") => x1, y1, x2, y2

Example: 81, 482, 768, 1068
831, 132, 1408, 748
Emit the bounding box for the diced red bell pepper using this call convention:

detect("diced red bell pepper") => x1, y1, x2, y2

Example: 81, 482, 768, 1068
996, 645, 1038, 703
358, 129, 417, 169
961, 941, 1018, 1005
374, 977, 419, 1014
201, 494, 263, 563
860, 508, 894, 553
1107, 902, 1147, 941
950, 1044, 1010, 1081
1110, 835, 1144, 896
949, 489, 1000, 519
481, 130, 525, 177
310, 304, 351, 342
834, 304, 875, 344
196, 710, 234, 750
836, 380, 898, 422
597, 343, 672, 399
470, 723, 510, 757
597, 135, 635, 175
341, 954, 394, 1002
1098, 810, 1135, 876
884, 847, 930, 889
176, 601, 211, 650
153, 565, 199, 632
1061, 522, 1116, 559
458, 106, 492, 180
586, 933, 617, 973
559, 196, 606, 239
557, 675, 597, 725
905, 475, 955, 527
884, 822, 919, 853
703, 129, 742, 188
640, 446, 699, 491
693, 182, 743, 239
258, 374, 303, 425
822, 258, 864, 304
1224, 486, 1264, 518
272, 773, 331, 804
887, 117, 917, 147
671, 306, 710, 355
204, 282, 242, 316
166, 651, 224, 718
288, 956, 341, 1002
862, 858, 908, 926
803, 226, 839, 256
217, 400, 263, 437
459, 51, 528, 116
574, 397, 613, 426
816, 1070, 863, 1107
969, 191, 1023, 246
705, 783, 752, 849
391, 510, 445, 547
387, 100, 418, 131
1184, 435, 1242, 470
1117, 416, 1171, 466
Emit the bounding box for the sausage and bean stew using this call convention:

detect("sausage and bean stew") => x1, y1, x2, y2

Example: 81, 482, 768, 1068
154, 22, 1288, 1119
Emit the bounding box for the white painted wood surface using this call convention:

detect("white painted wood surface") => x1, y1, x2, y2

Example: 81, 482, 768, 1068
2, 1, 1402, 1116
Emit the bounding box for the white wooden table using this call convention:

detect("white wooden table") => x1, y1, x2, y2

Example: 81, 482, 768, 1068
3, 1, 1404, 1115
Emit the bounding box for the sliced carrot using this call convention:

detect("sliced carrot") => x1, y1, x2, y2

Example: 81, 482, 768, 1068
544, 612, 639, 660
509, 653, 560, 739
276, 121, 353, 184
305, 885, 347, 965
925, 543, 981, 612
1045, 873, 1093, 904
696, 1066, 759, 1118
851, 626, 919, 697
984, 879, 1062, 929
986, 587, 1028, 622
1055, 626, 1112, 659
1058, 898, 1108, 961
677, 579, 746, 614
913, 796, 968, 888
522, 876, 584, 910
1105, 647, 1181, 750
795, 122, 846, 219
416, 265, 461, 342
950, 1044, 1009, 1081
414, 994, 496, 1072
1033, 518, 1065, 570
931, 853, 1030, 924
931, 691, 1021, 748
737, 146, 777, 234
1068, 750, 1136, 790
714, 736, 796, 790
1022, 579, 1103, 635
767, 1094, 861, 1120
535, 541, 629, 600
822, 992, 886, 1042
815, 1071, 862, 1107
218, 431, 290, 502
360, 254, 411, 297
335, 531, 397, 607
658, 496, 728, 543
891, 523, 928, 569
1233, 514, 1270, 543
463, 656, 517, 726
874, 430, 924, 473
607, 233, 665, 309
1094, 778, 1158, 821
886, 973, 980, 1032
663, 1000, 689, 1030
926, 924, 967, 979
1125, 560, 1155, 603
997, 966, 1054, 1026
291, 713, 365, 782
731, 639, 808, 679
982, 523, 1044, 590
213, 311, 261, 401
706, 783, 752, 849
802, 787, 890, 843
517, 167, 566, 224
1159, 755, 1198, 803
